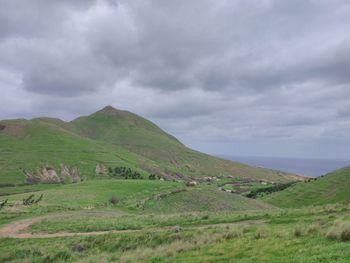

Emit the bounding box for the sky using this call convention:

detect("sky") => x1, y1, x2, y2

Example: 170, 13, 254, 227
0, 0, 350, 160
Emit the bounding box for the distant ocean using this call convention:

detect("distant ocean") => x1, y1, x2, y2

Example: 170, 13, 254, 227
221, 155, 350, 177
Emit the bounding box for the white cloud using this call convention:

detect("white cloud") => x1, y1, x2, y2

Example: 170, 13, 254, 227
0, 0, 350, 159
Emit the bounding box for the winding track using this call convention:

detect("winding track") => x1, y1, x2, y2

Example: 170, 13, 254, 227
0, 216, 264, 239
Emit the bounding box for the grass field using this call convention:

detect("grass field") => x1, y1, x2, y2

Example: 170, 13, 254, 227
0, 178, 350, 263
0, 107, 349, 262
264, 167, 350, 208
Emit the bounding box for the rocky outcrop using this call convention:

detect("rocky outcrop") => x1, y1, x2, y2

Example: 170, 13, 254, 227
38, 166, 61, 183
60, 165, 81, 183
95, 164, 107, 175
186, 181, 198, 187
23, 164, 80, 184
23, 170, 41, 184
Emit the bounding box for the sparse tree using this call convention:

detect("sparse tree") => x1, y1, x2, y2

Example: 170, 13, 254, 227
0, 199, 8, 210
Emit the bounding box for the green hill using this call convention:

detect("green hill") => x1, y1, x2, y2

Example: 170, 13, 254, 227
0, 106, 301, 184
144, 185, 273, 213
263, 166, 350, 208
0, 180, 273, 213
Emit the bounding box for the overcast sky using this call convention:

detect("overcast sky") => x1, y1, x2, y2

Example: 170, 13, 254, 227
1, 0, 350, 160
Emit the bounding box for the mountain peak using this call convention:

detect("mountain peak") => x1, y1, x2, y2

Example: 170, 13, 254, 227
95, 105, 122, 115
101, 105, 117, 111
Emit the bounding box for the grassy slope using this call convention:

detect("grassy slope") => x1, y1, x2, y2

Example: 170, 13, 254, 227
144, 185, 272, 213
0, 106, 300, 184
0, 180, 271, 213
70, 106, 299, 182
0, 119, 151, 184
263, 167, 350, 208
1, 180, 180, 210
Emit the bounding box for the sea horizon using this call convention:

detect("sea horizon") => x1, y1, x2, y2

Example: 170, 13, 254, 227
220, 155, 350, 178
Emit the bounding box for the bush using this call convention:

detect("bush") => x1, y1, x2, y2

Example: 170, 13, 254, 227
326, 229, 339, 240
109, 166, 143, 179
23, 194, 35, 206
340, 228, 350, 242
109, 196, 119, 205
255, 227, 268, 239
0, 199, 8, 210
35, 194, 44, 204
307, 223, 320, 234
224, 229, 242, 240
325, 221, 350, 242
294, 226, 303, 237
148, 174, 157, 180
72, 244, 85, 253
22, 194, 43, 206
326, 206, 334, 214
246, 182, 296, 198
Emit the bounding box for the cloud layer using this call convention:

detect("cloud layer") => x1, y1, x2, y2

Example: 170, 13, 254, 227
1, 0, 350, 159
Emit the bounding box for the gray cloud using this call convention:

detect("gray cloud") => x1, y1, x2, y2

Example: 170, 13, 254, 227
0, 0, 350, 159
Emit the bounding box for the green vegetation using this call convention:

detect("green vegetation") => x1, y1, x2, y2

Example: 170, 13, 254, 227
0, 199, 7, 210
108, 166, 143, 179
0, 171, 349, 262
22, 194, 43, 206
144, 185, 272, 213
1, 180, 181, 210
246, 181, 296, 198
1, 106, 349, 262
0, 106, 300, 185
264, 167, 350, 208
0, 199, 349, 262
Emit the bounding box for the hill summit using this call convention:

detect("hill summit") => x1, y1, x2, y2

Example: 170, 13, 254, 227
0, 106, 302, 184
96, 105, 125, 115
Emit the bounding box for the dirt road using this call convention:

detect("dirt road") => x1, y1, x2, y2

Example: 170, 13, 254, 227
0, 216, 264, 239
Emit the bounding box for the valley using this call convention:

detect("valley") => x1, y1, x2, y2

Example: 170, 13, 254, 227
0, 107, 349, 263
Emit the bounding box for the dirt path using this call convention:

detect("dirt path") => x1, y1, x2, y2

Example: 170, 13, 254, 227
0, 216, 264, 239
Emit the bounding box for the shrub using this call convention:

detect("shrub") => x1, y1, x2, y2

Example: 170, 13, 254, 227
23, 194, 35, 206
326, 205, 335, 214
255, 227, 268, 239
22, 194, 43, 206
173, 226, 182, 233
325, 221, 350, 242
294, 226, 303, 237
34, 194, 44, 204
0, 199, 8, 210
148, 174, 157, 180
224, 229, 242, 240
109, 196, 119, 205
326, 229, 339, 240
246, 182, 295, 198
110, 166, 143, 179
72, 244, 85, 253
307, 223, 320, 234
340, 228, 350, 242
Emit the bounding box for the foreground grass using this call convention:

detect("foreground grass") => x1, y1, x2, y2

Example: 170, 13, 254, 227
0, 205, 350, 263
28, 204, 346, 234
1, 179, 350, 262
